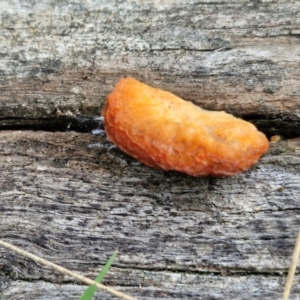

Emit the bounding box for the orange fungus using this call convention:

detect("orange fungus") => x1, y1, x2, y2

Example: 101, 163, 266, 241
101, 77, 269, 176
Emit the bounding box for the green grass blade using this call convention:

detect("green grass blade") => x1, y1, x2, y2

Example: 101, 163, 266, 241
79, 251, 118, 300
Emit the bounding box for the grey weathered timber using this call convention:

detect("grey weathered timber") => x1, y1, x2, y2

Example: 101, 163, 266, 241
0, 131, 300, 300
0, 0, 300, 136
0, 0, 300, 299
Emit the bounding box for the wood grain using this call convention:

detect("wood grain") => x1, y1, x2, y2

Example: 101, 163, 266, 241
0, 1, 300, 136
0, 131, 300, 299
1, 0, 300, 299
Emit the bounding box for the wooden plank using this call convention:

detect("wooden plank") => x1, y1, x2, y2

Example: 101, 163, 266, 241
0, 1, 300, 136
0, 131, 299, 299
1, 0, 300, 299
2, 275, 300, 300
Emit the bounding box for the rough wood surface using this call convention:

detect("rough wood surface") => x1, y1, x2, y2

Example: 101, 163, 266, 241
1, 0, 300, 136
0, 131, 300, 299
0, 1, 300, 299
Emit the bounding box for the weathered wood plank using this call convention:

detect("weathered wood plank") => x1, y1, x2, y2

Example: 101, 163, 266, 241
1, 0, 300, 299
1, 1, 300, 136
2, 275, 300, 300
0, 131, 299, 299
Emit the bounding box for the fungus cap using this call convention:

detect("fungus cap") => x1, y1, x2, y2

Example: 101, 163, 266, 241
102, 77, 269, 176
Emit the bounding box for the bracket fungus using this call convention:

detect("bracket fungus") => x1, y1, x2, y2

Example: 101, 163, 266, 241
102, 77, 269, 176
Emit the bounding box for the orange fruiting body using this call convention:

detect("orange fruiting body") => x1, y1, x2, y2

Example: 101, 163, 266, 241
102, 77, 269, 176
